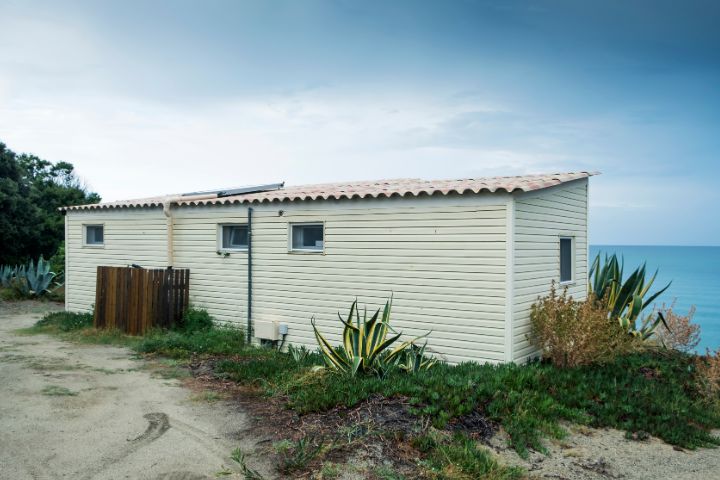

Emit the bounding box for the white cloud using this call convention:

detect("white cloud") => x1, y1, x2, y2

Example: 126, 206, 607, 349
0, 89, 580, 201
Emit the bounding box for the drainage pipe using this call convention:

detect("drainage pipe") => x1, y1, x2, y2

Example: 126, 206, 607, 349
247, 207, 254, 343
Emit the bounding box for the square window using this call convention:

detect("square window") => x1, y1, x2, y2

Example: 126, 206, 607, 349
221, 225, 248, 250
84, 225, 104, 246
291, 224, 324, 252
560, 237, 573, 283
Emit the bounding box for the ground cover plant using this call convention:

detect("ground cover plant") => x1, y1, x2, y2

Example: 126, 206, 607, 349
24, 293, 720, 477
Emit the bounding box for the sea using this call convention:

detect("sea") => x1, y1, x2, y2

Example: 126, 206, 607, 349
590, 246, 720, 352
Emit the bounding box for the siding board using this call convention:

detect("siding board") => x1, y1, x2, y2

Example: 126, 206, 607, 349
512, 179, 589, 363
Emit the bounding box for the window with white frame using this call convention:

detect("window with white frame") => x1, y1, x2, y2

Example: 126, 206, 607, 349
220, 224, 249, 250
559, 237, 573, 283
290, 223, 324, 252
84, 225, 104, 246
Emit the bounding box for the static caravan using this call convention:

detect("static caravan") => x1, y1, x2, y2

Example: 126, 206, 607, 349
61, 172, 594, 364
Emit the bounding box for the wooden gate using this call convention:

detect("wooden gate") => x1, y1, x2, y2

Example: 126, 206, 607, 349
94, 266, 190, 335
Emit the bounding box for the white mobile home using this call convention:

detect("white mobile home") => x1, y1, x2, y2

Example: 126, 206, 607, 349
62, 172, 594, 364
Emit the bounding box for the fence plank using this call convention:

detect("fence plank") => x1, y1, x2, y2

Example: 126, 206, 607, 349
93, 266, 190, 334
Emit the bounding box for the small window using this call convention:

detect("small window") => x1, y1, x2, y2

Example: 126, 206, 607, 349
221, 225, 248, 250
84, 225, 104, 246
291, 223, 324, 252
559, 237, 573, 283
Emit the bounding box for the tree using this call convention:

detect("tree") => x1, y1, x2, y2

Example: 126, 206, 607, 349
0, 141, 100, 265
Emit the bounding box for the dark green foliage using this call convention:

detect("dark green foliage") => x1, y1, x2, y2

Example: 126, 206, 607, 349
0, 141, 100, 266
35, 311, 93, 331
49, 242, 65, 280
135, 326, 247, 358
226, 351, 720, 457
178, 307, 214, 333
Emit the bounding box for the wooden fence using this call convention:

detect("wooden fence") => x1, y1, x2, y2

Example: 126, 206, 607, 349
94, 266, 190, 335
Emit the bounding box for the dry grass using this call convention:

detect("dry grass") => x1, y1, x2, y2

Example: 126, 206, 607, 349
530, 284, 638, 368
696, 348, 720, 401
654, 301, 701, 353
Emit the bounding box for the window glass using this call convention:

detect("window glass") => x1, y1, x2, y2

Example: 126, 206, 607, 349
560, 237, 572, 282
222, 225, 248, 249
291, 224, 324, 251
85, 225, 104, 245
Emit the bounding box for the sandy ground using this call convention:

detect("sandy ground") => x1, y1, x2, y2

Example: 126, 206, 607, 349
488, 419, 720, 479
0, 306, 275, 480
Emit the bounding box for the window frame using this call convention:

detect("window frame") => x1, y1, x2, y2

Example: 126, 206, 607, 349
288, 222, 325, 254
559, 236, 574, 285
83, 224, 105, 248
218, 224, 249, 252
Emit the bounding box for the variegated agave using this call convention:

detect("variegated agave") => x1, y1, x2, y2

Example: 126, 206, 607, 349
311, 297, 433, 376
589, 253, 671, 340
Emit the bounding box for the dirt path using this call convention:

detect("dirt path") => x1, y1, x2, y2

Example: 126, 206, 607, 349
0, 306, 274, 480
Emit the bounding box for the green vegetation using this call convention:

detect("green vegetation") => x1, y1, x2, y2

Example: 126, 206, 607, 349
417, 432, 524, 480
0, 141, 99, 267
589, 253, 671, 339
26, 291, 720, 476
312, 297, 433, 376
24, 308, 247, 358
35, 311, 93, 331
41, 385, 78, 396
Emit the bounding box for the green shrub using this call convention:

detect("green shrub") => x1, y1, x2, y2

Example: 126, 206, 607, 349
178, 307, 214, 333
35, 311, 93, 331
135, 325, 247, 358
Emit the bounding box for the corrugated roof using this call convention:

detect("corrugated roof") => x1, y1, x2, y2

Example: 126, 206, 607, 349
61, 171, 598, 211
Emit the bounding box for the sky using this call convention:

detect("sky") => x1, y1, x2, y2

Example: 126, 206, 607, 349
0, 0, 718, 245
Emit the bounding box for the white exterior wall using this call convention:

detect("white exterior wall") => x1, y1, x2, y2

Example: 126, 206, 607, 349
66, 194, 510, 364
511, 178, 589, 363
65, 208, 168, 312
64, 182, 591, 365
174, 195, 510, 364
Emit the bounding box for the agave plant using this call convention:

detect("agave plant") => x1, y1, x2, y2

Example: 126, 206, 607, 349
311, 297, 432, 376
0, 265, 16, 288
589, 253, 671, 339
21, 256, 57, 296
397, 341, 437, 374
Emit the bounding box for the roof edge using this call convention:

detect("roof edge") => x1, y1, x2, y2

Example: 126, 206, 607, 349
60, 171, 599, 211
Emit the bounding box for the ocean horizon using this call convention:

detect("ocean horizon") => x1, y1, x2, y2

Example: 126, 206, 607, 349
590, 245, 720, 352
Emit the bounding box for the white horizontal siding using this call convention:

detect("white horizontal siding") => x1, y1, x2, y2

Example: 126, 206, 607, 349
66, 193, 511, 364
173, 197, 510, 364
65, 209, 168, 312
512, 179, 589, 363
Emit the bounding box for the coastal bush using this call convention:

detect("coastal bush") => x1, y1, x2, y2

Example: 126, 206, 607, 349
654, 302, 701, 353
530, 284, 636, 367
696, 348, 720, 401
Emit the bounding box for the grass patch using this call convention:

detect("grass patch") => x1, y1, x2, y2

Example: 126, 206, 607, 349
419, 432, 524, 480
41, 385, 78, 396
135, 326, 247, 358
